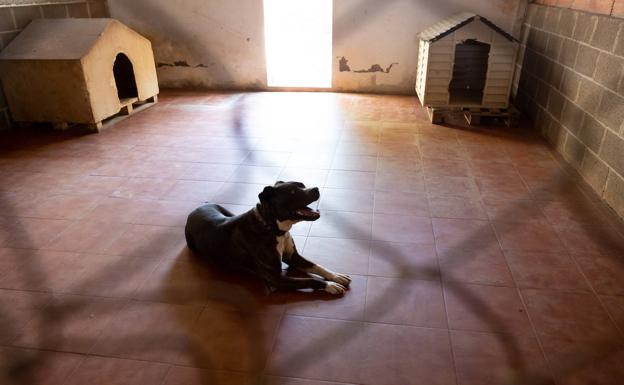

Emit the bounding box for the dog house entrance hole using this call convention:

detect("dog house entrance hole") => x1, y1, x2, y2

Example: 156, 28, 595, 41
113, 53, 138, 100
449, 39, 490, 105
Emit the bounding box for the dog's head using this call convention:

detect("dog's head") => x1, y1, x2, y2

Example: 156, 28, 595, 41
258, 181, 320, 222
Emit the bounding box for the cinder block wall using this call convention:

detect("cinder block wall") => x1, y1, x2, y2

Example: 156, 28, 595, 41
0, 0, 109, 129
513, 3, 624, 219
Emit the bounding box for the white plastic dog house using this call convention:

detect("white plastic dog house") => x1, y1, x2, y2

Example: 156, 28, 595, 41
0, 18, 159, 130
416, 13, 518, 123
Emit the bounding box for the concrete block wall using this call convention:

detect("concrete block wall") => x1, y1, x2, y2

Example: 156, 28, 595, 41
513, 2, 624, 219
0, 0, 109, 130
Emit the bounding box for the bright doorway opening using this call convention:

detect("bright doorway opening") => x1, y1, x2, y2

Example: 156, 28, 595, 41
263, 0, 332, 88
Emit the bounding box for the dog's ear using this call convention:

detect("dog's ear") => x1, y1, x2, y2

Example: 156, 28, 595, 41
274, 181, 285, 186
259, 186, 275, 203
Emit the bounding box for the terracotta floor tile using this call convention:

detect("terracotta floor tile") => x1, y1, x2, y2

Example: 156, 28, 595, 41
425, 175, 480, 198
309, 211, 372, 240
483, 198, 546, 222
302, 236, 370, 276
373, 213, 434, 244
438, 244, 514, 286
368, 240, 439, 280
468, 159, 519, 177
375, 170, 425, 192
540, 197, 606, 225
178, 305, 282, 371
450, 330, 553, 385
0, 249, 84, 292
130, 200, 198, 227
1, 217, 72, 248
162, 180, 223, 202
378, 141, 420, 157
318, 188, 374, 213
111, 177, 176, 200
423, 158, 472, 177
601, 295, 624, 331
212, 182, 266, 206
325, 170, 375, 190
376, 156, 421, 174
374, 190, 429, 216
265, 376, 356, 385
63, 356, 169, 385
420, 143, 467, 160
243, 150, 291, 167
331, 155, 377, 172
22, 193, 103, 220
539, 336, 624, 385
65, 175, 125, 195
444, 283, 533, 335
229, 165, 282, 184
432, 218, 498, 251
0, 347, 84, 385
14, 294, 126, 353
493, 220, 567, 253
505, 250, 590, 292
335, 140, 379, 156
278, 168, 328, 188
180, 163, 237, 181
92, 300, 203, 363
268, 315, 456, 385
0, 289, 51, 344
429, 195, 488, 220
43, 220, 130, 253
133, 257, 220, 306
554, 222, 624, 256
476, 175, 532, 201
285, 275, 367, 321
67, 253, 161, 298
287, 151, 334, 169
573, 253, 624, 295
521, 289, 620, 342
102, 224, 185, 259
365, 276, 447, 327
81, 197, 141, 223
163, 366, 261, 385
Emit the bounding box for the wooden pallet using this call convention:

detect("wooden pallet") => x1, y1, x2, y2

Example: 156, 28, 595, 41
462, 106, 520, 127
426, 105, 520, 127
47, 95, 158, 132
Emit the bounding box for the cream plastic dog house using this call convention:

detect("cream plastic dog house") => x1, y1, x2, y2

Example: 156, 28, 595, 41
416, 13, 518, 123
0, 18, 158, 130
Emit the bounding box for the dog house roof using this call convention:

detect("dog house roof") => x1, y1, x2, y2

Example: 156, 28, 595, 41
419, 12, 517, 43
0, 18, 135, 60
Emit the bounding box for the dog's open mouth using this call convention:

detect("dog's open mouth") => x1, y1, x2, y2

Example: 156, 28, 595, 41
296, 206, 320, 220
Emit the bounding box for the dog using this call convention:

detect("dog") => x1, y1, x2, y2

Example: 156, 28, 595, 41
184, 181, 351, 295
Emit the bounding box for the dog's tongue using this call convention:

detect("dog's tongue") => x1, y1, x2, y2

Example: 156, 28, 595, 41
296, 207, 320, 219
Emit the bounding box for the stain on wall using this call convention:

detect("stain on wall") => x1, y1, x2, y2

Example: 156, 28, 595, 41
338, 56, 351, 72
353, 62, 398, 73
157, 61, 208, 68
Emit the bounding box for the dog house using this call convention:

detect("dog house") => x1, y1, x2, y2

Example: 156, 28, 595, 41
416, 13, 518, 123
0, 18, 158, 130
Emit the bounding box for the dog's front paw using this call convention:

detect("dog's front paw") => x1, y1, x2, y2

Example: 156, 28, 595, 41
324, 281, 347, 295
331, 273, 352, 287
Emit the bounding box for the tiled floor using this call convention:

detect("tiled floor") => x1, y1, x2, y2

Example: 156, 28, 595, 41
1, 91, 624, 385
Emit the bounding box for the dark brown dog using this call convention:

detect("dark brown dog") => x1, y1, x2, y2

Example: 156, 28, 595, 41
185, 181, 351, 294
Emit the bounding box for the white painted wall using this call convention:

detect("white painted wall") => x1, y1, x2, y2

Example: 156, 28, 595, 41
109, 0, 527, 94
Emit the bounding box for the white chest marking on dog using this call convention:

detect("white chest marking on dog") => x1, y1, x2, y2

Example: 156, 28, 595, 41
276, 220, 297, 260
